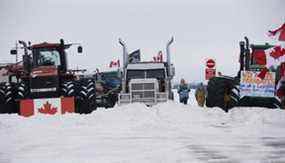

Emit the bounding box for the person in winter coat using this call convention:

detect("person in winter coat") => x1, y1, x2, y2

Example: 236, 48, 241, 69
195, 82, 206, 107
178, 79, 190, 104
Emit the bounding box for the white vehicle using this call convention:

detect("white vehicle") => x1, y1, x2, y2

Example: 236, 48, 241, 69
118, 38, 175, 106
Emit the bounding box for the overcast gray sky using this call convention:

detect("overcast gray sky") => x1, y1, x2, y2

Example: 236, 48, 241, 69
0, 0, 284, 82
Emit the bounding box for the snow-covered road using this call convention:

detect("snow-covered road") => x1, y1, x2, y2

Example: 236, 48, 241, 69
1, 90, 285, 163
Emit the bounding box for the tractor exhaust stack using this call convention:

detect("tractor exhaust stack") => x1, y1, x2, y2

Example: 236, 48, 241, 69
119, 38, 128, 93
166, 37, 174, 78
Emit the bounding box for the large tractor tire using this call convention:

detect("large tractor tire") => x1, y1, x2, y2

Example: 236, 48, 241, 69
0, 82, 18, 114
0, 83, 6, 113
61, 79, 96, 114
79, 78, 97, 113
15, 81, 29, 99
206, 77, 240, 112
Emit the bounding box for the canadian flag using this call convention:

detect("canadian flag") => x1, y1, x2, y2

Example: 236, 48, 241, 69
109, 60, 120, 68
265, 45, 285, 68
153, 51, 163, 62
268, 23, 285, 41
257, 45, 285, 79
20, 97, 75, 117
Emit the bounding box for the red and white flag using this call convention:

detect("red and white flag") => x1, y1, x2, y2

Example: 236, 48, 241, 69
257, 45, 285, 79
268, 23, 285, 41
20, 97, 75, 117
153, 51, 163, 62
109, 60, 120, 68
265, 45, 285, 68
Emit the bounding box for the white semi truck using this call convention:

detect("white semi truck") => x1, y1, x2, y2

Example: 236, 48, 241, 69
118, 37, 175, 106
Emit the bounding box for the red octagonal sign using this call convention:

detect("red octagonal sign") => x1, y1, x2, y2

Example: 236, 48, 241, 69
206, 59, 215, 68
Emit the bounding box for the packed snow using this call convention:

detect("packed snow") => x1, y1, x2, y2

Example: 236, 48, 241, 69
0, 90, 285, 163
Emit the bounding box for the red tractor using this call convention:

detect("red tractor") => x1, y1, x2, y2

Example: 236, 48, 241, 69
0, 39, 96, 116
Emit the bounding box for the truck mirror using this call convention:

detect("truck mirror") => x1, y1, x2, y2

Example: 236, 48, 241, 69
77, 46, 83, 53
10, 49, 17, 55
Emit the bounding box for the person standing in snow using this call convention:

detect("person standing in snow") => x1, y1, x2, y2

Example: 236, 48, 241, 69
195, 82, 207, 107
178, 79, 190, 104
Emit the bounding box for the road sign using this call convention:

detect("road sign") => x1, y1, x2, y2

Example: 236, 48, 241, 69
206, 59, 215, 68
205, 68, 216, 80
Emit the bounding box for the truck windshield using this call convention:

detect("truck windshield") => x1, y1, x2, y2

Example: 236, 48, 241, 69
35, 49, 61, 66
127, 69, 165, 80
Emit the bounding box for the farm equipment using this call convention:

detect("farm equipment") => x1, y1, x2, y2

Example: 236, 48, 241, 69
94, 70, 121, 108
0, 39, 96, 116
118, 37, 175, 106
206, 37, 283, 112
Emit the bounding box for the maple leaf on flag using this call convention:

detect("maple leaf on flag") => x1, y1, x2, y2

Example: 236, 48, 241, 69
269, 46, 285, 59
38, 101, 57, 115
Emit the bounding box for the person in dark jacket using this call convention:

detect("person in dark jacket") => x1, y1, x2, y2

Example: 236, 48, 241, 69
178, 79, 190, 104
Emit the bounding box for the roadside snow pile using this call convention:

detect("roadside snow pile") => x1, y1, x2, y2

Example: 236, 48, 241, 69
1, 102, 285, 163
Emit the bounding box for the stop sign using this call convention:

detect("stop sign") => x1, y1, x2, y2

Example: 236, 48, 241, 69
206, 59, 215, 68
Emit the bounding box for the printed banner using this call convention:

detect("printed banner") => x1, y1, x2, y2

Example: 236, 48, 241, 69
240, 71, 275, 97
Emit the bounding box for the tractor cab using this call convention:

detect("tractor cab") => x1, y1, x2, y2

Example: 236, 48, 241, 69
30, 42, 69, 73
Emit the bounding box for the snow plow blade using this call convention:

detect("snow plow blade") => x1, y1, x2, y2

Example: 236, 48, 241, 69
20, 97, 75, 117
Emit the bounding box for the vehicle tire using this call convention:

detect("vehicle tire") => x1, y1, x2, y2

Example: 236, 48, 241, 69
15, 81, 29, 99
61, 79, 96, 114
61, 81, 76, 97
61, 81, 84, 113
79, 79, 97, 113
86, 79, 97, 111
13, 81, 29, 114
0, 83, 6, 113
0, 82, 17, 113
206, 77, 239, 112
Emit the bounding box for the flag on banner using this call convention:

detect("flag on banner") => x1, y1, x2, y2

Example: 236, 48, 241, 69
109, 60, 120, 68
153, 51, 163, 62
20, 97, 75, 117
257, 67, 269, 79
268, 23, 285, 41
128, 49, 141, 63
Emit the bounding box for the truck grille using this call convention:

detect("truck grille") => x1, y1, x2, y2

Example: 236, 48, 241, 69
131, 83, 155, 90
130, 82, 155, 100
132, 91, 155, 99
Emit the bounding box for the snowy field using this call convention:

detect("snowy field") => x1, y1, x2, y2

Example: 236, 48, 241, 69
1, 90, 285, 163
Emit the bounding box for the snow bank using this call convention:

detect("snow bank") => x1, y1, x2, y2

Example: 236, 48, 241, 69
1, 100, 285, 162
